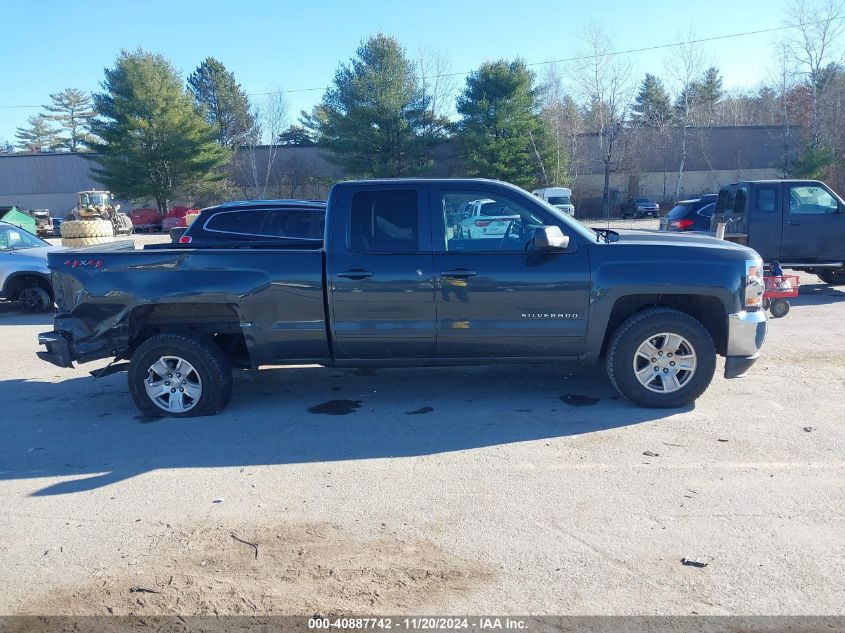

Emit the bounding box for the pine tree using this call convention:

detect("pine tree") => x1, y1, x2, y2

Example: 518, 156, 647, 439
697, 67, 723, 124
631, 74, 672, 127
44, 88, 96, 151
188, 57, 254, 147
303, 33, 435, 177
89, 50, 231, 214
278, 124, 315, 146
456, 59, 552, 189
14, 115, 59, 152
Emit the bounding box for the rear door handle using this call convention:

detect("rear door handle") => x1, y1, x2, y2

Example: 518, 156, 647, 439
336, 270, 373, 280
788, 220, 801, 226
440, 269, 477, 279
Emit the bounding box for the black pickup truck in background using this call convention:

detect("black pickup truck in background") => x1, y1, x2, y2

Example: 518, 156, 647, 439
711, 179, 845, 285
38, 179, 767, 417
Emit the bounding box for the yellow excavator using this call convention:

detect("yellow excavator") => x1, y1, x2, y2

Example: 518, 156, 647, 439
61, 190, 134, 246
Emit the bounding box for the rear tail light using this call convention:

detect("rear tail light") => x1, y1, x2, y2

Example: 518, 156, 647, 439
179, 235, 192, 244
671, 219, 694, 230
474, 220, 491, 227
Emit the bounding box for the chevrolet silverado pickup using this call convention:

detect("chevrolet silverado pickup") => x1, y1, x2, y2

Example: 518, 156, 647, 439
37, 179, 767, 417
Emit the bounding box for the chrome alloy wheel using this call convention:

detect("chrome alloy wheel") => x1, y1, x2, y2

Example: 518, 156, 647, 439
633, 332, 697, 394
144, 356, 202, 413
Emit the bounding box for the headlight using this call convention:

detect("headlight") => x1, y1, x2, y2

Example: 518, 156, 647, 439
745, 259, 764, 308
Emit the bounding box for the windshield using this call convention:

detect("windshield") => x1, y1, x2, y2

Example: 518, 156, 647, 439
531, 196, 598, 241
0, 225, 49, 251
548, 196, 571, 206
635, 198, 652, 204
667, 204, 692, 219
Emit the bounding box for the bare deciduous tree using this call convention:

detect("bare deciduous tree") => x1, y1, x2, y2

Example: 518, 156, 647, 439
539, 63, 582, 187
417, 47, 456, 141
664, 30, 706, 198
574, 24, 635, 216
234, 91, 289, 199
785, 0, 845, 147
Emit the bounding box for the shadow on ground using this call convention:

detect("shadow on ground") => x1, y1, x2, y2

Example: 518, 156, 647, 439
0, 302, 53, 326
0, 363, 689, 496
790, 280, 845, 307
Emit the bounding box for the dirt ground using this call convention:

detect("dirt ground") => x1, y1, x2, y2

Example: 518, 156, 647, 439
1, 223, 844, 617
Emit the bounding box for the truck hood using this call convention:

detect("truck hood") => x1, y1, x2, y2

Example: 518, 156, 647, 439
610, 229, 754, 253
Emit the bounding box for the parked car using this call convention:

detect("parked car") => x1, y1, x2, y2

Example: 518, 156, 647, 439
129, 208, 163, 233
710, 179, 845, 285
38, 178, 767, 417
620, 197, 660, 219
457, 199, 521, 240
0, 221, 61, 312
178, 200, 326, 245
532, 187, 575, 216
660, 194, 717, 232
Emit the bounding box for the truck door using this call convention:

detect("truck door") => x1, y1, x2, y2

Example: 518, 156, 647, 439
780, 182, 844, 262
430, 186, 590, 358
746, 184, 782, 261
327, 185, 436, 359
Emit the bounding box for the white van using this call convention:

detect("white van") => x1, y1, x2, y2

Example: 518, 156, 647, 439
532, 187, 575, 216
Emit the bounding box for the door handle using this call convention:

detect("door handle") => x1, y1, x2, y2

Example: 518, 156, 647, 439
788, 220, 801, 226
440, 269, 477, 279
336, 270, 373, 280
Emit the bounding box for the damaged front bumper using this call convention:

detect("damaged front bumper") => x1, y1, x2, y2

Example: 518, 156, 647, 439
724, 309, 768, 378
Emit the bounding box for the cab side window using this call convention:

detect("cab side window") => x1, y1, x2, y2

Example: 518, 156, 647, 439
789, 185, 839, 215
349, 190, 419, 253
440, 192, 560, 252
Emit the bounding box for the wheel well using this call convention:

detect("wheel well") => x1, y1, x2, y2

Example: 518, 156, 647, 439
127, 303, 249, 366
600, 294, 727, 357
4, 273, 52, 301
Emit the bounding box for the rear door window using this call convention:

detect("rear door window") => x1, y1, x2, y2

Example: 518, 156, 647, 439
260, 209, 318, 238
204, 210, 264, 236
349, 190, 420, 253
754, 187, 778, 214
667, 204, 692, 219
697, 203, 715, 218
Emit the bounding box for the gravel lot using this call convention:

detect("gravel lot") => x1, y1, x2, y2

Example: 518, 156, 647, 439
2, 222, 843, 616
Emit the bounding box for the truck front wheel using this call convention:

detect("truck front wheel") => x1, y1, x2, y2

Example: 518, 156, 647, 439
606, 308, 716, 408
128, 333, 232, 417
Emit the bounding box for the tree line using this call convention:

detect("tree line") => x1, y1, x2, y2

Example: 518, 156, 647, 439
2, 0, 844, 214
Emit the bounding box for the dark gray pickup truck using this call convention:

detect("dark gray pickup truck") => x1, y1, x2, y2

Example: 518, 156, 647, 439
38, 179, 767, 417
712, 179, 845, 284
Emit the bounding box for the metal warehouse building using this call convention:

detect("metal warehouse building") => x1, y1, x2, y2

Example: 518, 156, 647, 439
0, 126, 798, 218
0, 152, 104, 216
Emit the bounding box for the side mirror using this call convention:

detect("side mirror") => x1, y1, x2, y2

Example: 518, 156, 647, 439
531, 226, 570, 251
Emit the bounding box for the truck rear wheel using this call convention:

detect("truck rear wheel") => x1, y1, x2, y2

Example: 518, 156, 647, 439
817, 268, 845, 285
606, 308, 716, 408
128, 333, 232, 417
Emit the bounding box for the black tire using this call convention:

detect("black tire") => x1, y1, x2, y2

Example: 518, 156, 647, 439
817, 268, 845, 285
606, 307, 717, 408
18, 286, 51, 312
128, 333, 232, 418
770, 299, 790, 318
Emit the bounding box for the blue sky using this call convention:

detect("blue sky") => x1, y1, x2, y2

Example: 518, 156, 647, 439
1, 0, 786, 143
